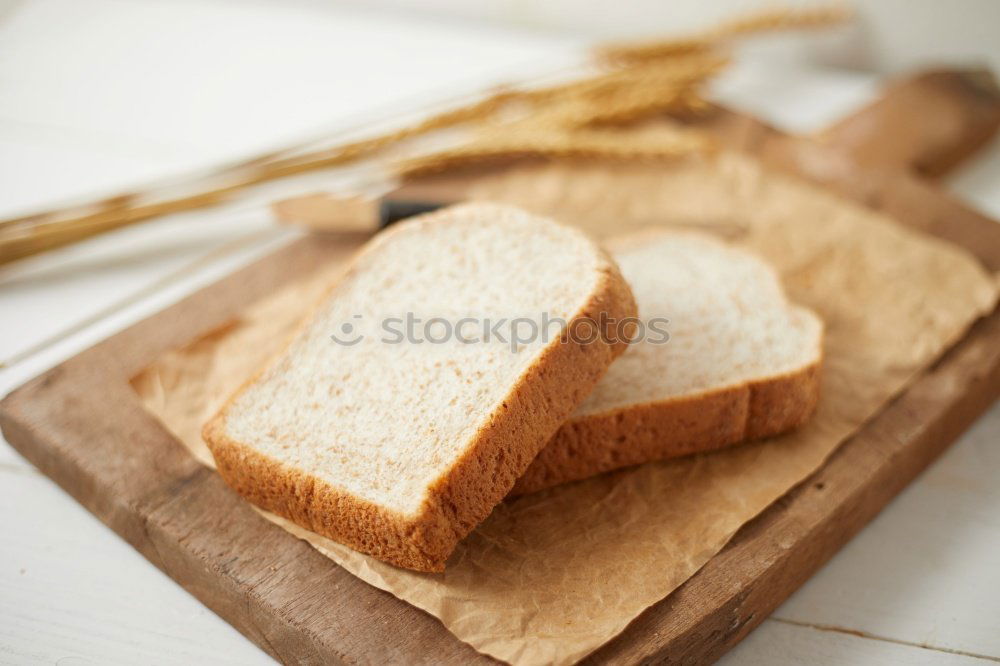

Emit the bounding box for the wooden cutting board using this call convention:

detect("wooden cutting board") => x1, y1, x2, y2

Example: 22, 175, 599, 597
2, 70, 999, 665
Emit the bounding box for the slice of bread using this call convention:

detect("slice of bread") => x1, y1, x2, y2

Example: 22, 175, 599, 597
203, 203, 636, 572
512, 230, 823, 496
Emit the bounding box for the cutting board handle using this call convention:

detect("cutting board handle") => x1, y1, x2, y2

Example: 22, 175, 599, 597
817, 68, 1000, 178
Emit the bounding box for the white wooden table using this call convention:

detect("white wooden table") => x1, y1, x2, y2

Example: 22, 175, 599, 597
1, 1, 998, 664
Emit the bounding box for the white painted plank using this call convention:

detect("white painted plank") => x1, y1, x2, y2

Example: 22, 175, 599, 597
0, 447, 30, 470
770, 403, 1000, 659
0, 202, 284, 362
0, 470, 273, 665
721, 618, 991, 666
711, 59, 879, 134
0, 221, 297, 468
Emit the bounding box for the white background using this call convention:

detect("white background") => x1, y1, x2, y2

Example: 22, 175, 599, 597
0, 1, 998, 664
332, 0, 1000, 74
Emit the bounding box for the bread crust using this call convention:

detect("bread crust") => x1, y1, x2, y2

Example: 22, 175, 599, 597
510, 228, 825, 496
203, 209, 637, 572
511, 349, 823, 496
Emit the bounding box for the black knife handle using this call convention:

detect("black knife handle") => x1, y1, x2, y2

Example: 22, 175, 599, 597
378, 199, 448, 228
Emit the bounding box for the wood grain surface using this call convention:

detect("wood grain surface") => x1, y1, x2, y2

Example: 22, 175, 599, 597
1, 70, 999, 665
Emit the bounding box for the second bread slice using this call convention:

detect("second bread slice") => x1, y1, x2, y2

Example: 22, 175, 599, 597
203, 203, 636, 571
513, 230, 823, 495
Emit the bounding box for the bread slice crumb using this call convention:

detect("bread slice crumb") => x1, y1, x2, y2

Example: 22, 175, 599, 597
203, 203, 636, 571
512, 229, 823, 495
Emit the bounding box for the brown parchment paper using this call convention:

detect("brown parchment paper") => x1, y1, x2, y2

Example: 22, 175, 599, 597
132, 150, 998, 666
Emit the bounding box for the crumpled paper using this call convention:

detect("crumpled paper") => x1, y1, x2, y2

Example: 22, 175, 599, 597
132, 150, 998, 665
